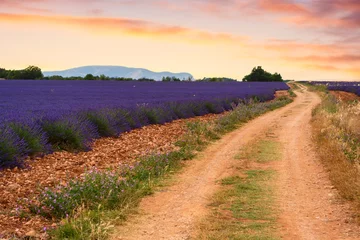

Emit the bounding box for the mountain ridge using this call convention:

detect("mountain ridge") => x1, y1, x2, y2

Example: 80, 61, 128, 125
44, 65, 193, 81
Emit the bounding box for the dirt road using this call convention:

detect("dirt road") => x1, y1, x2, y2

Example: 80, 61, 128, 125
112, 87, 360, 240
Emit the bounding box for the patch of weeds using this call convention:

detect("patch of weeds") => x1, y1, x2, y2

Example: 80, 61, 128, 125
288, 83, 300, 90
28, 168, 136, 219
301, 83, 328, 93
175, 121, 219, 152
197, 170, 278, 240
237, 139, 281, 163
213, 98, 292, 136
288, 89, 297, 98
221, 176, 243, 186
51, 207, 116, 240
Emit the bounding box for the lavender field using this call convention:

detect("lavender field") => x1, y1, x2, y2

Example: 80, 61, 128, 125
0, 80, 289, 169
308, 81, 360, 96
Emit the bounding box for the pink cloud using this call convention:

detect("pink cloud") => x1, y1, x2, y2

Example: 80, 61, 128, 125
0, 0, 51, 13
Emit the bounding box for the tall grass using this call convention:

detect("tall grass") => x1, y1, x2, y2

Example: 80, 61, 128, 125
312, 94, 360, 219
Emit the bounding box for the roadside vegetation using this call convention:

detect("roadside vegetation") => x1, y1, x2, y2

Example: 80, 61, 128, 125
19, 96, 293, 239
311, 93, 360, 220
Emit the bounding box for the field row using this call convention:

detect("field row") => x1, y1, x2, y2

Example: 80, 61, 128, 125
0, 81, 289, 169
307, 81, 360, 96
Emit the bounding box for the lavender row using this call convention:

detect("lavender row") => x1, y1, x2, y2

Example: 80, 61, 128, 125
0, 81, 289, 169
307, 81, 360, 96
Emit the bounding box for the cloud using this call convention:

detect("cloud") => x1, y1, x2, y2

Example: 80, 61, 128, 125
304, 64, 340, 72
264, 0, 360, 31
0, 12, 248, 44
261, 39, 350, 56
288, 55, 360, 64
89, 9, 104, 15
0, 0, 50, 13
257, 0, 309, 15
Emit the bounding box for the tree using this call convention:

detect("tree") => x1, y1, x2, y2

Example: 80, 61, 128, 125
48, 75, 64, 80
0, 68, 7, 78
242, 66, 283, 82
84, 74, 95, 80
22, 66, 44, 79
99, 74, 108, 80
162, 76, 181, 82
271, 73, 283, 82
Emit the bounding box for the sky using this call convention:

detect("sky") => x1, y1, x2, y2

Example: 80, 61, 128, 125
0, 0, 359, 81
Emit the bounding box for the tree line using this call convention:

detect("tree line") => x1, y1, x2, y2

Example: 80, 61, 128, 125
0, 65, 284, 82
0, 66, 43, 80
44, 74, 157, 82
0, 66, 190, 81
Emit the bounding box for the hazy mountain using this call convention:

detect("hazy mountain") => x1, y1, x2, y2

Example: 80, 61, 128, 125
44, 66, 193, 81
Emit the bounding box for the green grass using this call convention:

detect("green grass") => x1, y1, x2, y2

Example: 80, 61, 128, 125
197, 138, 282, 239
197, 170, 278, 240
237, 139, 281, 163
300, 83, 328, 93
288, 89, 297, 98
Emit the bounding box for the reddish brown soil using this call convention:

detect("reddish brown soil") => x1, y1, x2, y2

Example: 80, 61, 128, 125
275, 90, 290, 98
330, 91, 360, 102
0, 113, 221, 238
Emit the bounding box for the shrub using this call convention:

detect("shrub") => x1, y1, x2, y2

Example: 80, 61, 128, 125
30, 168, 134, 219
86, 111, 118, 137
0, 126, 26, 169
10, 122, 50, 156
41, 116, 98, 151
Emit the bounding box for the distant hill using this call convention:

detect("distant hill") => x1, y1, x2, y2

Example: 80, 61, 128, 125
44, 66, 193, 81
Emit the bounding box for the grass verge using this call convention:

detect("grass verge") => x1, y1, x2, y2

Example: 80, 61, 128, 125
311, 93, 360, 221
196, 139, 281, 240
22, 97, 292, 239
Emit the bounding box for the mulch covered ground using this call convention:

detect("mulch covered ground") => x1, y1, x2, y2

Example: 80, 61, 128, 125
0, 113, 222, 238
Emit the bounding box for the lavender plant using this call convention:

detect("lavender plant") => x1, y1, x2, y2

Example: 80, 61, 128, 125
307, 81, 360, 96
0, 81, 290, 169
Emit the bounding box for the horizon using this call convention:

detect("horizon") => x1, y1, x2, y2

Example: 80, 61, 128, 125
1, 0, 359, 81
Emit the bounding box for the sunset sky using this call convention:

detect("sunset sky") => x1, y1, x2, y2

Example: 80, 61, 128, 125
0, 0, 359, 80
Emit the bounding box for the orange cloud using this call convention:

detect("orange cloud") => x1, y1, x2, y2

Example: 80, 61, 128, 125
261, 39, 349, 55
288, 55, 360, 64
0, 12, 248, 44
304, 64, 340, 72
0, 0, 50, 13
